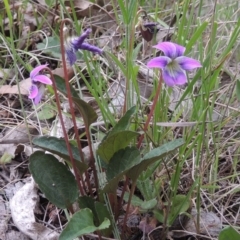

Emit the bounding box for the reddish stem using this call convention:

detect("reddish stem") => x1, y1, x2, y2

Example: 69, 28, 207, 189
137, 72, 163, 148
59, 19, 94, 196
46, 68, 85, 196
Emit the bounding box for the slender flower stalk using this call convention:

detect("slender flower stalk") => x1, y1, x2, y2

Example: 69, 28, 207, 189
28, 64, 52, 104
137, 42, 202, 148
60, 19, 99, 197
46, 68, 86, 196
137, 73, 163, 149
64, 28, 103, 65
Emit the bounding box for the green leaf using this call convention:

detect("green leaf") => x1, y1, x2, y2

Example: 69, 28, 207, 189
123, 192, 143, 206
53, 74, 97, 126
185, 21, 209, 54
168, 194, 190, 225
78, 196, 112, 236
45, 0, 55, 7
78, 196, 97, 219
36, 36, 61, 59
153, 210, 164, 223
140, 198, 157, 211
102, 147, 141, 193
109, 106, 136, 136
138, 161, 161, 181
95, 202, 113, 236
0, 152, 14, 164
59, 209, 110, 240
37, 104, 56, 120
127, 139, 184, 181
236, 80, 240, 101
107, 147, 141, 180
29, 151, 78, 209
97, 131, 140, 163
33, 136, 88, 174
154, 194, 190, 226
219, 226, 240, 240
137, 178, 156, 201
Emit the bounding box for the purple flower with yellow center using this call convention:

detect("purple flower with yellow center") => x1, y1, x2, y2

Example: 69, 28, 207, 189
147, 42, 202, 86
65, 28, 103, 65
28, 64, 52, 104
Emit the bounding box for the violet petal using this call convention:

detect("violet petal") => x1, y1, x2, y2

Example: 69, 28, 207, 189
66, 48, 77, 65
172, 43, 186, 57
29, 84, 38, 99
30, 64, 48, 79
153, 42, 185, 59
147, 56, 171, 69
176, 56, 202, 70
143, 22, 158, 28
163, 67, 187, 86
73, 29, 92, 49
81, 42, 103, 54
32, 75, 52, 85
34, 85, 45, 104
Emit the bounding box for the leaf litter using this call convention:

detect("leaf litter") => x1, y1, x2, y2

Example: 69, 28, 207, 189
1, 0, 240, 239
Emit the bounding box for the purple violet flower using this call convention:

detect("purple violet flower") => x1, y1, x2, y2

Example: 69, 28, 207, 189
65, 28, 103, 65
147, 42, 202, 86
28, 64, 52, 104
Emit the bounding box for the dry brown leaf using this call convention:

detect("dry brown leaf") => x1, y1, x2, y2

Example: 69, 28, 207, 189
52, 67, 74, 80
139, 216, 158, 234
0, 125, 39, 164
171, 208, 222, 238
98, 24, 122, 49
65, 0, 94, 18
0, 78, 31, 95
10, 178, 59, 240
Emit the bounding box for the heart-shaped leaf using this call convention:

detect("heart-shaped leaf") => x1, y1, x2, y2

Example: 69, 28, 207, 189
33, 136, 88, 174
97, 131, 140, 163
29, 151, 78, 209
127, 139, 184, 181
59, 208, 110, 240
78, 196, 112, 236
102, 147, 140, 193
